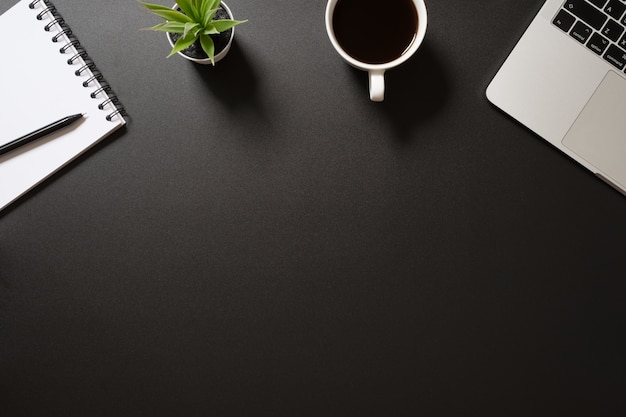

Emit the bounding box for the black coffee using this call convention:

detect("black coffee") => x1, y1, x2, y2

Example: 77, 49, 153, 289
333, 0, 418, 64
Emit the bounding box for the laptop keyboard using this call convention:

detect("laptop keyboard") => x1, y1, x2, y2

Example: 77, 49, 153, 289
553, 0, 626, 72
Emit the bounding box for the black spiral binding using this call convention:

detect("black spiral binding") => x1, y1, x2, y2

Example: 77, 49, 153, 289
29, 0, 127, 122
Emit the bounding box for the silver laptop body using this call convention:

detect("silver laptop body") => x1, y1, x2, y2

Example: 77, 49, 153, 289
487, 0, 626, 195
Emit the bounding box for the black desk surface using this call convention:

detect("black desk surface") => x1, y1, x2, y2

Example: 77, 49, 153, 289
1, 0, 625, 416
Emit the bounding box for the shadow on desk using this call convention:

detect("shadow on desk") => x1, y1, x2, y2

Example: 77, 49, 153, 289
350, 42, 450, 142
0, 126, 127, 219
190, 41, 261, 111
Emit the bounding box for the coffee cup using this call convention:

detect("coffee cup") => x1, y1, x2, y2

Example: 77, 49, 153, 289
325, 0, 427, 102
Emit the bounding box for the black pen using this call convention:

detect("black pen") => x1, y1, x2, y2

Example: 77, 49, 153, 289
0, 113, 84, 156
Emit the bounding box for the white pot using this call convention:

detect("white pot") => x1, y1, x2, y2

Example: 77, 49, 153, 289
166, 1, 236, 65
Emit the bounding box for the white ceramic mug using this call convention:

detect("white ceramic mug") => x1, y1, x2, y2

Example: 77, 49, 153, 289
325, 0, 427, 102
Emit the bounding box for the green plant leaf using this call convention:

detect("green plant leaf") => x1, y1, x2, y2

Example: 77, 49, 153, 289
206, 0, 221, 13
199, 0, 212, 21
211, 19, 247, 32
182, 21, 199, 38
174, 0, 197, 20
144, 21, 188, 33
199, 33, 215, 64
202, 26, 219, 35
141, 3, 194, 23
202, 8, 218, 27
139, 1, 175, 13
167, 32, 199, 57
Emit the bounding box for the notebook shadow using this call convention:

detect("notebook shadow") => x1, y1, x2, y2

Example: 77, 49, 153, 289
0, 126, 127, 219
350, 42, 450, 142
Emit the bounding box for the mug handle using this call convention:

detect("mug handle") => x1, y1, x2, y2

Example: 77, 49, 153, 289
368, 69, 385, 102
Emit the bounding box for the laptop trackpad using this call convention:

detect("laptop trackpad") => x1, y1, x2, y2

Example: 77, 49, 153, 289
562, 71, 626, 190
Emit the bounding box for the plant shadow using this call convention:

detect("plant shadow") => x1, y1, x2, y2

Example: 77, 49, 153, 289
190, 40, 263, 111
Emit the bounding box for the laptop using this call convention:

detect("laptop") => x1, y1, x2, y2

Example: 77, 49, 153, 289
487, 0, 626, 195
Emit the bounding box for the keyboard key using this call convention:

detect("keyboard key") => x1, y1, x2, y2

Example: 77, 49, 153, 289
563, 0, 609, 30
601, 18, 625, 40
587, 32, 611, 53
589, 0, 608, 8
571, 21, 594, 43
604, 0, 626, 19
603, 44, 626, 69
553, 9, 576, 32
618, 32, 626, 49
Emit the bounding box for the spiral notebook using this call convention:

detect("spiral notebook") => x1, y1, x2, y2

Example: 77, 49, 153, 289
0, 0, 126, 212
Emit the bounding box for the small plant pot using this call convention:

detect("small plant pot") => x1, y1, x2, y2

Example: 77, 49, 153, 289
166, 1, 236, 65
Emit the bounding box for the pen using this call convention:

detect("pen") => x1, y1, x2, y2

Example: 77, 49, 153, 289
0, 113, 84, 156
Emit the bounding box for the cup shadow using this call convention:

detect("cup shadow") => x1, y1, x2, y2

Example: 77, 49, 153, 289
349, 42, 450, 142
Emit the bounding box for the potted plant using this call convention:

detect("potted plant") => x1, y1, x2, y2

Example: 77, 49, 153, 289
141, 0, 247, 65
